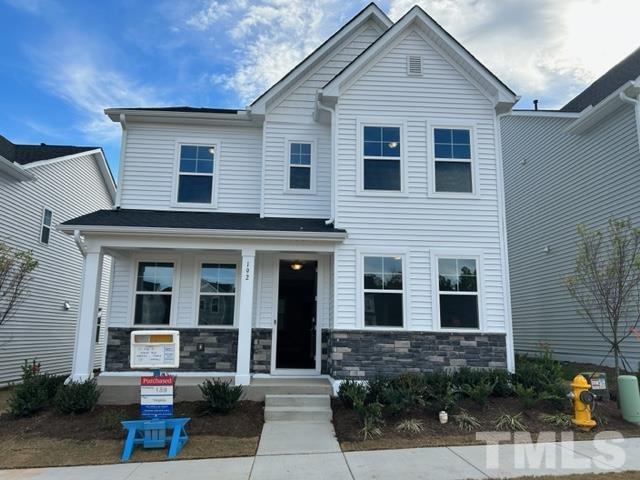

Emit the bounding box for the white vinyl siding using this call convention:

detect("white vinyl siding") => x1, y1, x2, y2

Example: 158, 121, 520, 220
333, 29, 508, 333
0, 154, 113, 384
119, 123, 262, 213
502, 106, 640, 367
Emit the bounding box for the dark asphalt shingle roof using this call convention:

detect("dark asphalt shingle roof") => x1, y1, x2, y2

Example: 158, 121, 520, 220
114, 107, 240, 114
61, 209, 345, 234
561, 46, 640, 112
0, 135, 97, 165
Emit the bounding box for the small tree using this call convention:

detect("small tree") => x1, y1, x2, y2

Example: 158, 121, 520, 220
565, 219, 640, 378
0, 242, 38, 327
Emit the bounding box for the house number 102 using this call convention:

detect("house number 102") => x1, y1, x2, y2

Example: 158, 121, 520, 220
245, 261, 251, 281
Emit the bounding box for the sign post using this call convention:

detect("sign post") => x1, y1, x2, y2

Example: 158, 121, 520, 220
140, 376, 174, 418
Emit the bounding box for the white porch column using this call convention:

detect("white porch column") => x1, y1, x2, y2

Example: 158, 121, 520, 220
236, 248, 255, 386
69, 248, 103, 382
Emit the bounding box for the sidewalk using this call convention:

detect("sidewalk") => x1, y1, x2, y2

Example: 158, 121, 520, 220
2, 433, 640, 479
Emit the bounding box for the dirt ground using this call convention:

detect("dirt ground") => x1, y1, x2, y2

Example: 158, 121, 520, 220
0, 387, 11, 413
333, 396, 640, 452
0, 400, 263, 468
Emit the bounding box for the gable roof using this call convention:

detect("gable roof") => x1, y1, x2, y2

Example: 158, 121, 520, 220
248, 3, 392, 115
321, 5, 517, 112
0, 135, 97, 165
0, 135, 116, 201
561, 46, 640, 112
109, 106, 240, 114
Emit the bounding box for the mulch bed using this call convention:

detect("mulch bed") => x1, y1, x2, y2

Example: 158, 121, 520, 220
333, 396, 640, 451
0, 400, 264, 441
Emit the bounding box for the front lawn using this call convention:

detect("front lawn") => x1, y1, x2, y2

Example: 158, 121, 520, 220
0, 400, 263, 468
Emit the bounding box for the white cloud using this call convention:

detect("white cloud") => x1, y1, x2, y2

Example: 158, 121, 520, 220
189, 0, 348, 105
388, 0, 640, 107
33, 45, 164, 141
185, 0, 247, 30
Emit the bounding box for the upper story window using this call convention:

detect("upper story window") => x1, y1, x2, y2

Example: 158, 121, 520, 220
134, 262, 174, 325
363, 255, 403, 327
177, 145, 215, 204
287, 142, 313, 191
40, 208, 52, 244
198, 263, 237, 326
437, 257, 479, 329
363, 126, 401, 191
433, 128, 473, 193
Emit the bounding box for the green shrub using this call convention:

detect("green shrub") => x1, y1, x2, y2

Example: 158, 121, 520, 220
458, 378, 495, 407
514, 348, 563, 392
539, 412, 572, 428
495, 412, 527, 431
199, 379, 243, 414
379, 373, 426, 415
453, 409, 481, 431
7, 360, 59, 417
424, 371, 455, 411
354, 401, 383, 440
488, 369, 513, 397
98, 408, 127, 431
366, 376, 389, 403
338, 379, 368, 409
54, 379, 101, 414
514, 384, 538, 409
452, 368, 490, 388
396, 418, 424, 434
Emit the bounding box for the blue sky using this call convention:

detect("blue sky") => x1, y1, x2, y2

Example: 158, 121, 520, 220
1, 0, 639, 180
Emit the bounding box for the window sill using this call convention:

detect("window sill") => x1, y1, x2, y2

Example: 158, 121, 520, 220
283, 188, 317, 195
428, 191, 478, 200
356, 190, 409, 198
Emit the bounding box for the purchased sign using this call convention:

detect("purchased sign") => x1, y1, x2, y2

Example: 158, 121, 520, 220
140, 376, 174, 418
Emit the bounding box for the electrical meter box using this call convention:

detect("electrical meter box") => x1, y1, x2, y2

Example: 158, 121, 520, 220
130, 330, 180, 369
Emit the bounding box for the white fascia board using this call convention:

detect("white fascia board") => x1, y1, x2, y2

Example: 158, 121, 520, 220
566, 80, 640, 134
56, 224, 347, 242
509, 110, 581, 118
104, 109, 259, 127
249, 4, 392, 115
0, 155, 36, 181
322, 7, 517, 106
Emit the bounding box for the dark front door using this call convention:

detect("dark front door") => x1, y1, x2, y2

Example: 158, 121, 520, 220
276, 259, 317, 370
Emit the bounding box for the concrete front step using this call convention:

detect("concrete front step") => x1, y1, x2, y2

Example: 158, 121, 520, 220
264, 405, 333, 422
265, 394, 331, 409
247, 378, 332, 400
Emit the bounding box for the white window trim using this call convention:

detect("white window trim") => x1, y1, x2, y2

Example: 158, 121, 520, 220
356, 249, 409, 330
192, 254, 241, 329
284, 138, 317, 194
430, 249, 486, 332
426, 121, 479, 198
170, 139, 221, 209
39, 207, 53, 245
129, 254, 180, 328
356, 118, 408, 196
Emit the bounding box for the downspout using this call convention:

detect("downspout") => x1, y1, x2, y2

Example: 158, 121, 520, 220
73, 230, 88, 257
316, 94, 336, 225
619, 81, 640, 153
114, 113, 127, 209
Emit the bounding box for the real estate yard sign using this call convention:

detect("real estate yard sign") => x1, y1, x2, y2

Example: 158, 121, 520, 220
140, 376, 174, 418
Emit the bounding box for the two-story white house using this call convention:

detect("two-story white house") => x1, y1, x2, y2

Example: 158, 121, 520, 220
60, 4, 517, 397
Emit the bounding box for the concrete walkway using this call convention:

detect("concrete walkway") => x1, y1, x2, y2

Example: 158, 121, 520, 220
3, 435, 640, 479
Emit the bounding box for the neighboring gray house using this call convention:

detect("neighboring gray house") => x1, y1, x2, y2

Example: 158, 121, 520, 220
59, 4, 517, 397
0, 136, 116, 385
502, 47, 640, 367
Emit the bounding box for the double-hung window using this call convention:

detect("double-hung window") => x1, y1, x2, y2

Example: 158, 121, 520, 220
177, 144, 215, 204
288, 142, 312, 190
134, 262, 174, 325
433, 128, 473, 193
363, 256, 403, 327
40, 208, 52, 244
198, 263, 237, 326
437, 257, 479, 329
363, 126, 401, 191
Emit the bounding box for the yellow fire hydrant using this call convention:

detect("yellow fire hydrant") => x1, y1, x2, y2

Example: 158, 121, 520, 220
568, 374, 597, 430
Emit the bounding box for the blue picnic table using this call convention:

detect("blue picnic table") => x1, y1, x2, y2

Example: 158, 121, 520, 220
120, 417, 191, 461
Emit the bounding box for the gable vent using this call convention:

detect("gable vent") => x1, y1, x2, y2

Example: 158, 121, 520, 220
407, 55, 423, 75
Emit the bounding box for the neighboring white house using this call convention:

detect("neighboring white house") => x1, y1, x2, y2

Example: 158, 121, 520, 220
0, 135, 116, 385
60, 4, 517, 393
502, 47, 640, 367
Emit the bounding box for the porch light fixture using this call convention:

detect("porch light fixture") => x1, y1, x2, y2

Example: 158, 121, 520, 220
290, 260, 304, 271
63, 301, 71, 311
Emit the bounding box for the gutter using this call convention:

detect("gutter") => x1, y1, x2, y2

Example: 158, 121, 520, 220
316, 94, 336, 225
0, 156, 36, 181
58, 224, 347, 242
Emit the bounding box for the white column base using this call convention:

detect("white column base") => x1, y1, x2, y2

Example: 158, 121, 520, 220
66, 373, 91, 384
235, 374, 251, 386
